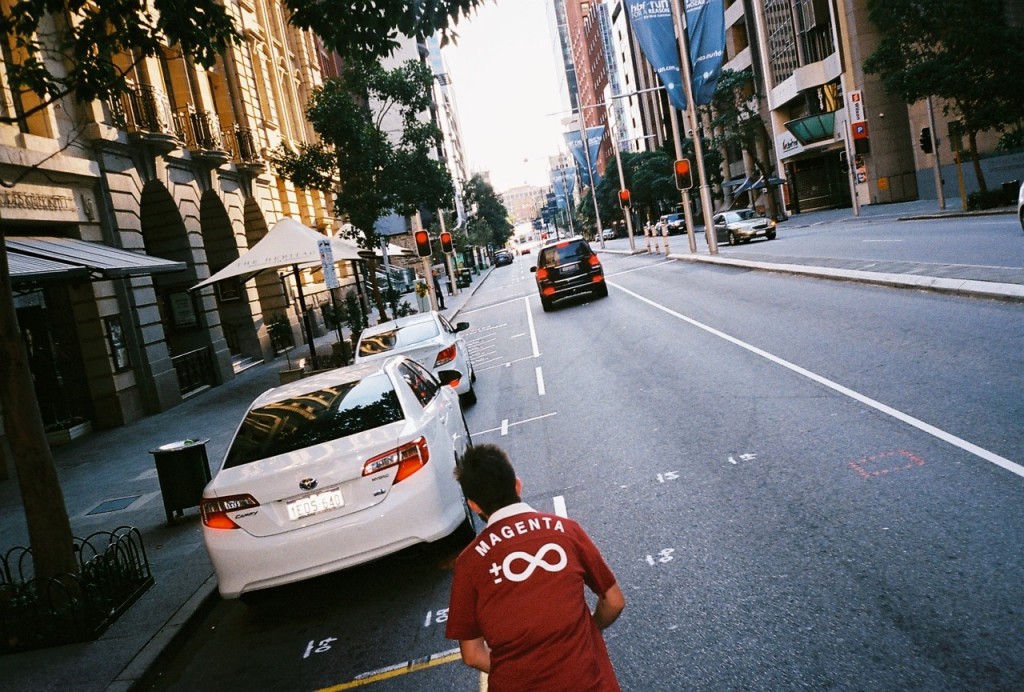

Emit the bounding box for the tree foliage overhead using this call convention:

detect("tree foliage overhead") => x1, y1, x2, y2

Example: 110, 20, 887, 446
286, 0, 487, 60
0, 0, 239, 121
863, 0, 1024, 190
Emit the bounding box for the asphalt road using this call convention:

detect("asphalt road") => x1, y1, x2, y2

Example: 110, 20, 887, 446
143, 238, 1024, 691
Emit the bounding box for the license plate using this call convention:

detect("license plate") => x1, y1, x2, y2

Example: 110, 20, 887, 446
560, 262, 579, 273
287, 487, 343, 521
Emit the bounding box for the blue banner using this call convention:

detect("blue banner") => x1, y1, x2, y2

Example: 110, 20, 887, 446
551, 167, 577, 209
564, 126, 605, 188
627, 1, 687, 110
686, 0, 725, 106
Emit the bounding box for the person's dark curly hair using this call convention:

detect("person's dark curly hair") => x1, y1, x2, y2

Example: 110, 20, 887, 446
454, 444, 520, 517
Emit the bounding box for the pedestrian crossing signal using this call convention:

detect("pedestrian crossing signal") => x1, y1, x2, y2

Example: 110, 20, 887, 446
440, 231, 454, 254
414, 230, 432, 257
618, 189, 631, 208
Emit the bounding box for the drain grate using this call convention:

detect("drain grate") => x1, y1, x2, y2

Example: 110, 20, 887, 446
87, 496, 141, 515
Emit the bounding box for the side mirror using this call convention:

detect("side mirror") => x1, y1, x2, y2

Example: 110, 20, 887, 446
530, 266, 537, 273
455, 321, 469, 332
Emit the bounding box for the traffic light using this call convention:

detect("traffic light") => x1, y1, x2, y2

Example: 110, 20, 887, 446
919, 127, 933, 154
439, 231, 454, 254
674, 158, 693, 190
414, 230, 432, 257
618, 189, 631, 208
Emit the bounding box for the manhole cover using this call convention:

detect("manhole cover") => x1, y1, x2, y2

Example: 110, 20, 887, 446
87, 496, 141, 515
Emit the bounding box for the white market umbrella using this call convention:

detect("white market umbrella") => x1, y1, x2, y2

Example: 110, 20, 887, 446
190, 217, 363, 291
190, 217, 365, 366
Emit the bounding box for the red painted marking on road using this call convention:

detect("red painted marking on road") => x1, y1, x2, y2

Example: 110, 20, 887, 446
848, 449, 925, 479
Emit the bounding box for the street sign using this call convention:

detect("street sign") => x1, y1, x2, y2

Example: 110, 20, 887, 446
317, 237, 339, 289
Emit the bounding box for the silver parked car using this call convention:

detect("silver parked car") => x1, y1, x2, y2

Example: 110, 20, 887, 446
712, 209, 778, 245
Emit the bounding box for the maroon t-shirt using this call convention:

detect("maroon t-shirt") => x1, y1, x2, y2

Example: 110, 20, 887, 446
446, 505, 620, 691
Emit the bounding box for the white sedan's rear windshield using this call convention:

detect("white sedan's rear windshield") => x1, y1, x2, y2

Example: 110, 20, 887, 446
223, 374, 402, 468
358, 321, 439, 357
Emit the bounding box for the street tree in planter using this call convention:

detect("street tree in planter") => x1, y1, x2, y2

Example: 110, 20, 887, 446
272, 58, 454, 322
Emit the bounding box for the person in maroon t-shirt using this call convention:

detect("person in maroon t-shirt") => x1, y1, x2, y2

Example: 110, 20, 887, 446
446, 444, 625, 691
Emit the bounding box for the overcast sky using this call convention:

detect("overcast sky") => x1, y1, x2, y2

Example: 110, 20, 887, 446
443, 0, 568, 193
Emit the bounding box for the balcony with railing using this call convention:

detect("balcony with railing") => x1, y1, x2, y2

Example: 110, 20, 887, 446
223, 126, 267, 173
173, 106, 231, 165
109, 83, 178, 152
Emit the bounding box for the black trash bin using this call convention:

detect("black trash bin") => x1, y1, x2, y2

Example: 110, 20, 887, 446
1002, 180, 1020, 205
456, 268, 472, 289
149, 438, 212, 523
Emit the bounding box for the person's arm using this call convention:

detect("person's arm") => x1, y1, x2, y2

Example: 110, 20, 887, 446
459, 637, 492, 673
592, 582, 625, 630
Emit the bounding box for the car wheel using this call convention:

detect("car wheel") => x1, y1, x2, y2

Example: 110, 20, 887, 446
766, 230, 777, 240
541, 297, 553, 312
728, 231, 738, 246
595, 283, 609, 298
460, 383, 477, 406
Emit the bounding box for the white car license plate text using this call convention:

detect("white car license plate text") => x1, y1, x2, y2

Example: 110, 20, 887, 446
287, 487, 343, 521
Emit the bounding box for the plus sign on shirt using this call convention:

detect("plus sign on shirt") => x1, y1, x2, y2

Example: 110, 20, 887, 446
446, 503, 620, 691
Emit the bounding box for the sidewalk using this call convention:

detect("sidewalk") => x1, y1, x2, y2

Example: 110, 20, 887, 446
0, 266, 491, 692
601, 200, 1024, 302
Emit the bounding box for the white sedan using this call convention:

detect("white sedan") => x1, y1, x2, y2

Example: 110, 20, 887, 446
200, 356, 473, 599
355, 311, 477, 405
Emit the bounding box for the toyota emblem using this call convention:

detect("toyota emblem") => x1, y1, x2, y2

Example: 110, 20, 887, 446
299, 478, 318, 491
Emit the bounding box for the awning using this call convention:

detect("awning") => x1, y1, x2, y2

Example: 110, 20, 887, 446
8, 236, 186, 285
751, 176, 787, 191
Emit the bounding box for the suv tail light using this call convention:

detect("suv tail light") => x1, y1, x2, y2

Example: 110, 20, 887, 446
363, 437, 430, 482
435, 343, 457, 367
535, 267, 549, 281
587, 256, 601, 267
201, 494, 260, 529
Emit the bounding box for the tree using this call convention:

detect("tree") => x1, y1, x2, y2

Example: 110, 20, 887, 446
0, 0, 486, 582
707, 69, 781, 218
863, 0, 1024, 193
271, 58, 455, 321
462, 174, 513, 249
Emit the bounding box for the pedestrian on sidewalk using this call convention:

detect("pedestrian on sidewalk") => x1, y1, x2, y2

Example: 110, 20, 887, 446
446, 444, 625, 690
432, 268, 446, 309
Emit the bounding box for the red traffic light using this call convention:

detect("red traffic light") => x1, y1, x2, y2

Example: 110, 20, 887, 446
414, 230, 432, 257
618, 189, 631, 208
439, 231, 454, 254
674, 159, 693, 190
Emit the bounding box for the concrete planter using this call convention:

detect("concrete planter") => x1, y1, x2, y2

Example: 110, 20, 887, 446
46, 420, 93, 447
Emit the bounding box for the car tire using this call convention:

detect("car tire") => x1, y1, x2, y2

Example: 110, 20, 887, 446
766, 230, 777, 240
460, 384, 477, 406
728, 232, 738, 246
541, 297, 553, 312
595, 283, 609, 298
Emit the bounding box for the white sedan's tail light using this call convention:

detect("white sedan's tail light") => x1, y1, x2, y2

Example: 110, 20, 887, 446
201, 494, 260, 529
434, 343, 457, 367
362, 438, 430, 482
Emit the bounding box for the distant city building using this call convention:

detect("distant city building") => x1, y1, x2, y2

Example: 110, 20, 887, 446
501, 185, 550, 225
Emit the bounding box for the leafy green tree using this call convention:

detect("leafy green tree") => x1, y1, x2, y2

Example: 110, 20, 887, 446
863, 0, 1024, 193
707, 69, 781, 218
272, 59, 454, 320
462, 174, 513, 249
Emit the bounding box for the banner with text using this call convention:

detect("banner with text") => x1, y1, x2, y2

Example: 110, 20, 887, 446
564, 126, 605, 188
686, 0, 725, 106
627, 0, 687, 110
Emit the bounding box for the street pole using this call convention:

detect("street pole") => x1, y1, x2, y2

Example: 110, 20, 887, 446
926, 95, 946, 210
670, 0, 718, 255
438, 209, 458, 296
576, 115, 605, 244
840, 118, 861, 217
669, 106, 697, 253
607, 97, 637, 252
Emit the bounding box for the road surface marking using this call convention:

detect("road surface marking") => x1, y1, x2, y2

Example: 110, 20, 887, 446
500, 419, 509, 436
315, 648, 462, 690
473, 412, 558, 437
536, 366, 545, 396
525, 296, 540, 357
553, 495, 567, 517
612, 283, 1024, 480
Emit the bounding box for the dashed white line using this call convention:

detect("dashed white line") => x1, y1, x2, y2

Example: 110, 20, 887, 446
536, 366, 545, 396
553, 495, 567, 517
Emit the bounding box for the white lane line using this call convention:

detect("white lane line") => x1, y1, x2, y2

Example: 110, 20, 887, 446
525, 296, 540, 357
501, 419, 509, 436
473, 412, 558, 437
553, 495, 568, 518
612, 283, 1024, 480
536, 366, 546, 396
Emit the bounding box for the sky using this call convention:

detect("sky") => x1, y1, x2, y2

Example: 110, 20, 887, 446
442, 0, 568, 193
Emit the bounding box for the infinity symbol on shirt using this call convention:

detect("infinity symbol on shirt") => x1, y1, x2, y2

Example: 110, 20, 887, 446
502, 543, 568, 582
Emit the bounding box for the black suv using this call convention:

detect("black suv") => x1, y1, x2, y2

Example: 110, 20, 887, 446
530, 237, 608, 311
